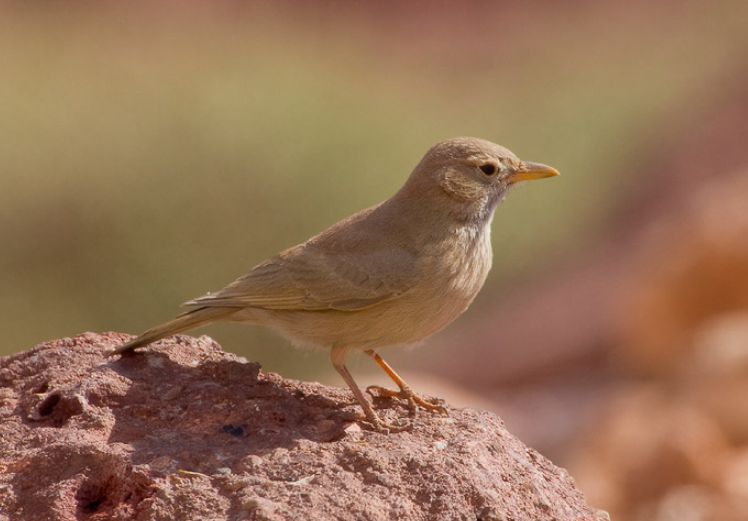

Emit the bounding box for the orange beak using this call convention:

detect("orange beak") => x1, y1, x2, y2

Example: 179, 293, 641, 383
507, 161, 560, 184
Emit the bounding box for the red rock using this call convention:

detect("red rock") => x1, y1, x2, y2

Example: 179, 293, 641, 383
569, 386, 731, 519
616, 170, 748, 377
0, 332, 601, 521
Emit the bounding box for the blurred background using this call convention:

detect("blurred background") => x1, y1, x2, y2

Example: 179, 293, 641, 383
1, 1, 747, 518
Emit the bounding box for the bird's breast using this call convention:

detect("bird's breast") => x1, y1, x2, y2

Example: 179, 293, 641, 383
404, 223, 493, 336
430, 223, 492, 297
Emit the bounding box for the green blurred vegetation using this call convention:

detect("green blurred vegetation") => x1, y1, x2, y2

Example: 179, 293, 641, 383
1, 2, 746, 378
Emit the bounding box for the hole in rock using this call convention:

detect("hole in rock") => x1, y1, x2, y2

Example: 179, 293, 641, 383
37, 393, 60, 416
76, 479, 112, 516
221, 424, 246, 437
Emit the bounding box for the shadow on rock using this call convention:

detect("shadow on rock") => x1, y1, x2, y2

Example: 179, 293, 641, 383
105, 343, 359, 470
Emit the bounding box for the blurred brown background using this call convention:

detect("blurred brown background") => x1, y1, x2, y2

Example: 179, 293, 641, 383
1, 1, 747, 519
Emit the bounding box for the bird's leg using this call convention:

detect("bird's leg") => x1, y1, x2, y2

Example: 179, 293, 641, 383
330, 346, 409, 433
364, 350, 448, 416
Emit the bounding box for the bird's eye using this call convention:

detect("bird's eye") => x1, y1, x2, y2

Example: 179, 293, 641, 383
479, 163, 497, 176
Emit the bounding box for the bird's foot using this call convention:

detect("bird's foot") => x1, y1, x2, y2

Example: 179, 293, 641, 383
366, 385, 448, 417
360, 414, 412, 434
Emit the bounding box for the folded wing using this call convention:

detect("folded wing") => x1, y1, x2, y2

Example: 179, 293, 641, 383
183, 242, 419, 312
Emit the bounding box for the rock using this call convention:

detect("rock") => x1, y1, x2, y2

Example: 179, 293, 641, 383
615, 169, 748, 377
0, 332, 601, 521
568, 385, 732, 520
683, 312, 748, 445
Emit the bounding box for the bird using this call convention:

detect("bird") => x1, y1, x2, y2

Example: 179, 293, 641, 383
109, 137, 559, 432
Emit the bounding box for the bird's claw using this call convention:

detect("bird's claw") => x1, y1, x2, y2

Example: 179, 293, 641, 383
360, 415, 412, 433
366, 385, 448, 417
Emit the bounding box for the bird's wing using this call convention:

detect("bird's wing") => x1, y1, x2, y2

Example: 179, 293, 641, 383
183, 243, 419, 312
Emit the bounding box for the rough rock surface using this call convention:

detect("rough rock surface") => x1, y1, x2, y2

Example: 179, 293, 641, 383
0, 333, 601, 521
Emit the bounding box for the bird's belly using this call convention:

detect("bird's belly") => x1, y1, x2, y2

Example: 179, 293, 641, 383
245, 230, 492, 350
254, 292, 473, 351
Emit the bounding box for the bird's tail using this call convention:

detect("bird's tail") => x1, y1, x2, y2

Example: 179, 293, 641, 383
109, 307, 234, 356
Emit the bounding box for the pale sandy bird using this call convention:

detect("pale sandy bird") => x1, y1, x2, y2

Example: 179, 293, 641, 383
110, 137, 559, 431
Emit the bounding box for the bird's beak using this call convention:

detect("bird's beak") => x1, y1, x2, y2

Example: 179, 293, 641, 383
507, 161, 560, 184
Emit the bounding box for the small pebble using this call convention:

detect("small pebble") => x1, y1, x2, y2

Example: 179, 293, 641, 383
289, 475, 315, 486
242, 496, 277, 514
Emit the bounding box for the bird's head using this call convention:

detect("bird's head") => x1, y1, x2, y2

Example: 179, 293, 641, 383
411, 137, 560, 207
